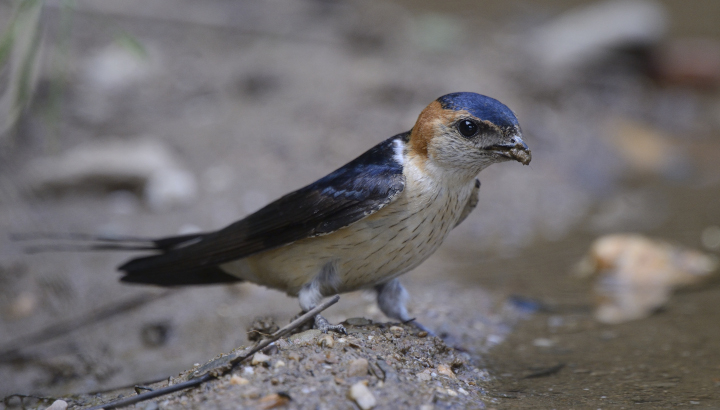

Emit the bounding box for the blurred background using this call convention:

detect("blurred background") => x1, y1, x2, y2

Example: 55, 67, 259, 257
1, 0, 719, 407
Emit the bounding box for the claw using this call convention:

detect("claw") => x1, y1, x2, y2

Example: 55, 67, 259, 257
315, 314, 347, 335
403, 318, 436, 336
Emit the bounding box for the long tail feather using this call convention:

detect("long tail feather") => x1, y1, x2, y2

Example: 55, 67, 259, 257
11, 232, 206, 254
11, 231, 243, 286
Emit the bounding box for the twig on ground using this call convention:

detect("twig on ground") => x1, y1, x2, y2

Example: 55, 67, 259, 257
83, 295, 340, 410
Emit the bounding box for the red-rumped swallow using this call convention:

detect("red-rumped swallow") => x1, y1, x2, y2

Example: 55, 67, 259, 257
30, 92, 531, 334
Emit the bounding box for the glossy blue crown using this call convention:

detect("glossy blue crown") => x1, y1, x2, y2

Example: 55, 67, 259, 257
437, 92, 519, 130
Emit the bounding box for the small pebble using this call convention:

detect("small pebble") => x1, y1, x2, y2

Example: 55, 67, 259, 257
287, 351, 301, 361
417, 331, 428, 338
532, 338, 555, 347
258, 393, 291, 408
288, 329, 322, 344
324, 352, 339, 364
229, 375, 249, 386
701, 226, 720, 250
389, 326, 404, 336
242, 366, 254, 375
347, 358, 369, 377
446, 389, 458, 397
319, 334, 334, 348
240, 387, 261, 399
348, 381, 376, 410
437, 364, 455, 378
251, 352, 271, 366
44, 400, 68, 410
458, 387, 469, 395
274, 360, 286, 368
8, 292, 37, 319
416, 371, 432, 382
143, 402, 158, 410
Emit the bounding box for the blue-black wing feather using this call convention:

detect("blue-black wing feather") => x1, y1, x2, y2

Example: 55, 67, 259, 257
119, 133, 408, 284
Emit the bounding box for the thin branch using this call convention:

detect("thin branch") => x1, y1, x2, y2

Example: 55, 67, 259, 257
84, 295, 340, 410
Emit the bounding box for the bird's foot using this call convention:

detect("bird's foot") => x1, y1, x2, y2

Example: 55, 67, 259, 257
403, 318, 436, 337
315, 314, 347, 334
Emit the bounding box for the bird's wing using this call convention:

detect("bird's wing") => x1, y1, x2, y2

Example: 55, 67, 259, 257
454, 179, 480, 228
119, 133, 408, 279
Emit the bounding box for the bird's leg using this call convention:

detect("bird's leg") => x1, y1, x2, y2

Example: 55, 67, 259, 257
375, 279, 435, 335
298, 281, 346, 334
313, 315, 346, 334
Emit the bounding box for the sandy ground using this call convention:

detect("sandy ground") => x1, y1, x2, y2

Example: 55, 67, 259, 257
1, 1, 720, 408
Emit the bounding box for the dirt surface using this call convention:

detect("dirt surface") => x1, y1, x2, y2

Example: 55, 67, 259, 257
2, 1, 720, 409
63, 321, 491, 410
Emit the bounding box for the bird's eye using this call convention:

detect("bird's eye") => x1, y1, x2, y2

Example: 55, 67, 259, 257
457, 119, 479, 138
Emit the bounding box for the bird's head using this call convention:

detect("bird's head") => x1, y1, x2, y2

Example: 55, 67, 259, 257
408, 92, 531, 179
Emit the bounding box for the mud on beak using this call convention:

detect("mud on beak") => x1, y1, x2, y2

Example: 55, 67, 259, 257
489, 135, 532, 165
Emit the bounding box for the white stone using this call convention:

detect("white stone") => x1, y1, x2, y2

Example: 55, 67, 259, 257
26, 138, 197, 210
251, 352, 271, 366
528, 0, 667, 78
145, 167, 198, 211
44, 400, 68, 410
347, 358, 369, 377
416, 371, 432, 382
349, 382, 376, 410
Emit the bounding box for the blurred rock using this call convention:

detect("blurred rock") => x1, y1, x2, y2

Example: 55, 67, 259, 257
416, 370, 431, 382
7, 291, 37, 320
577, 234, 719, 324
44, 400, 68, 410
251, 352, 271, 366
107, 190, 142, 215
318, 334, 334, 348
144, 168, 197, 211
256, 393, 291, 409
528, 0, 667, 81
588, 189, 668, 232
437, 364, 455, 379
203, 164, 234, 194
26, 138, 198, 210
652, 38, 720, 89
604, 118, 687, 178
389, 325, 404, 337
73, 41, 157, 126
348, 381, 376, 410
288, 329, 322, 345
229, 375, 249, 385
701, 226, 720, 251
347, 358, 369, 377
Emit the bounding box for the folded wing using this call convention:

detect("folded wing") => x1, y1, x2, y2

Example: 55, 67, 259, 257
119, 133, 408, 285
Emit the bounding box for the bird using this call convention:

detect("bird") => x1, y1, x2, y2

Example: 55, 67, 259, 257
28, 92, 531, 334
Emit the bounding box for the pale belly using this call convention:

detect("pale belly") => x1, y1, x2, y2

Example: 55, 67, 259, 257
221, 181, 474, 296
